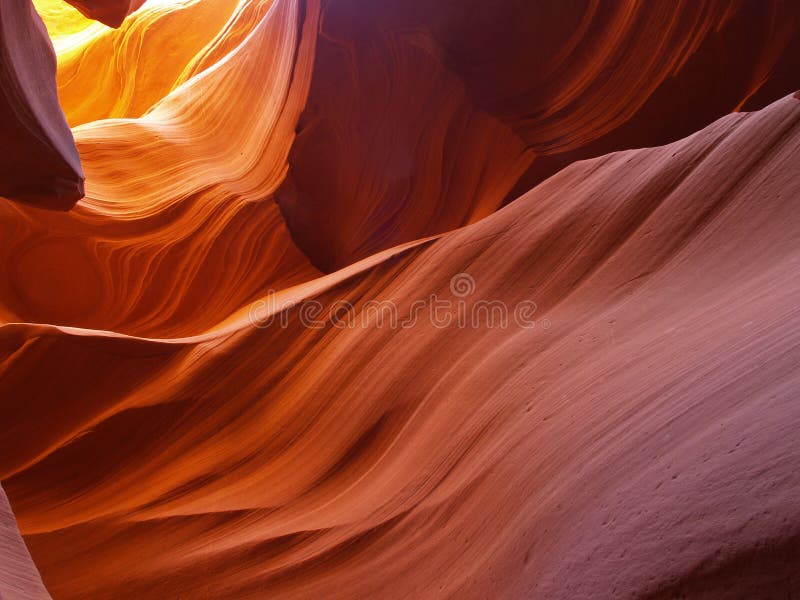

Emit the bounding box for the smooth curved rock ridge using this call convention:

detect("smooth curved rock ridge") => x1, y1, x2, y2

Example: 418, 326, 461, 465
2, 94, 799, 599
0, 0, 84, 209
275, 22, 535, 272
0, 484, 50, 599
72, 0, 314, 213
33, 0, 241, 126
1, 0, 799, 597
16, 0, 799, 258
277, 0, 800, 270
0, 0, 322, 338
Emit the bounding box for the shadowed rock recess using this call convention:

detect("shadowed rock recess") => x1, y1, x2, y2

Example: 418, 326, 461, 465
1, 0, 799, 598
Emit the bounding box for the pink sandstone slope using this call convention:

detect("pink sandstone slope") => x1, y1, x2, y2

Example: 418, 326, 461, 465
1, 93, 798, 598
0, 484, 49, 600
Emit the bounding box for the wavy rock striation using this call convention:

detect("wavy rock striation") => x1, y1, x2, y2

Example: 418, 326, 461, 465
277, 0, 800, 270
34, 0, 240, 126
2, 93, 799, 598
0, 484, 49, 600
1, 0, 321, 337
1, 0, 799, 598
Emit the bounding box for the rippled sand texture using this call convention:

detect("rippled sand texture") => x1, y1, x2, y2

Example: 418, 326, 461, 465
1, 0, 800, 598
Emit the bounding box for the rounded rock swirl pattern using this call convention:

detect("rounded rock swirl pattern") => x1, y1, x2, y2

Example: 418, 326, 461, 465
1, 1, 800, 598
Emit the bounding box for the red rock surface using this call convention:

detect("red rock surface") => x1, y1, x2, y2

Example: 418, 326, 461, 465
0, 1, 799, 598
277, 0, 800, 270
2, 94, 800, 598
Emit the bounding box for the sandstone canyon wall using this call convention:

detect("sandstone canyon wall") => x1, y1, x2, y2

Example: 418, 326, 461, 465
1, 0, 799, 598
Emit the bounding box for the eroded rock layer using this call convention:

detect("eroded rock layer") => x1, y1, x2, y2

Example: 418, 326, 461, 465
0, 484, 49, 600
1, 0, 321, 337
3, 94, 800, 598
0, 0, 799, 598
0, 0, 83, 209
277, 0, 800, 270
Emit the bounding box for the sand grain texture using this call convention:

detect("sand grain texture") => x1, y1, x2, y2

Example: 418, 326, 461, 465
0, 485, 50, 600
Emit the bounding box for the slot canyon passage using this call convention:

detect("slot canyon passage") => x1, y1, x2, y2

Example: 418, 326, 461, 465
1, 0, 800, 598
